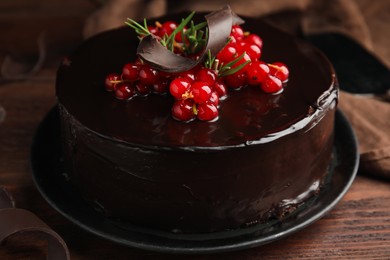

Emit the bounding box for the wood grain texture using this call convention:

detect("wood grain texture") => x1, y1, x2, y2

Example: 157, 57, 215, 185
1, 0, 390, 259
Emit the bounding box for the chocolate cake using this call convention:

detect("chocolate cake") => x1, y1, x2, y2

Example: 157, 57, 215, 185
56, 8, 338, 233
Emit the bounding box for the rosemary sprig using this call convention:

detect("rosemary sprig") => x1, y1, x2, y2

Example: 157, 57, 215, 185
181, 20, 208, 55
204, 50, 216, 69
204, 51, 250, 77
125, 18, 151, 37
218, 52, 250, 77
165, 12, 195, 51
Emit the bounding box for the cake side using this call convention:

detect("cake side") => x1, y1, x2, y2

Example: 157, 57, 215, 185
59, 101, 335, 232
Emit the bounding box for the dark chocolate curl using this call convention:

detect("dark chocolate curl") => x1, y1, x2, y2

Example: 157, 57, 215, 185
137, 35, 198, 73
137, 5, 243, 73
232, 11, 245, 25
0, 187, 70, 260
204, 5, 236, 58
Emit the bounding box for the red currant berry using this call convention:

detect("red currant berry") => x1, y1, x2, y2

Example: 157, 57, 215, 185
231, 25, 244, 41
209, 91, 220, 107
175, 28, 187, 42
158, 70, 172, 79
217, 45, 237, 63
269, 62, 289, 83
246, 61, 270, 85
245, 34, 263, 49
172, 99, 195, 122
139, 65, 159, 85
197, 102, 218, 121
244, 44, 261, 61
114, 83, 136, 100
228, 35, 237, 44
235, 41, 247, 55
147, 25, 159, 35
224, 72, 247, 89
158, 21, 177, 37
191, 81, 212, 104
196, 68, 217, 86
213, 81, 227, 99
169, 78, 191, 99
135, 81, 151, 95
122, 62, 139, 81
261, 75, 283, 93
177, 68, 197, 83
152, 78, 169, 94
105, 73, 121, 91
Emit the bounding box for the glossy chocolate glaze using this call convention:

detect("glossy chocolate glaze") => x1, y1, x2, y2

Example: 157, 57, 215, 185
56, 13, 338, 233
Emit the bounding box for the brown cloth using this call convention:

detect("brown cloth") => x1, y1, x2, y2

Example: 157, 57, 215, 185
82, 0, 390, 179
339, 92, 390, 179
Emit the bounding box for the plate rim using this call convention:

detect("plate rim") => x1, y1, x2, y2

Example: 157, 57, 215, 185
30, 107, 359, 254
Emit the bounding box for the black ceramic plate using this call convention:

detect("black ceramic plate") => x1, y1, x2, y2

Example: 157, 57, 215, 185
31, 107, 359, 254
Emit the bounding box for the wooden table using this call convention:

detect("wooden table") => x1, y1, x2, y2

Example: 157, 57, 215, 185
1, 1, 390, 259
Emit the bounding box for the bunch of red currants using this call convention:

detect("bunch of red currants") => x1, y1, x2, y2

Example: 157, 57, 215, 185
104, 22, 289, 122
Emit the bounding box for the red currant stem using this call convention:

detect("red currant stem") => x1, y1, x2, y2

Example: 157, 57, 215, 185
268, 63, 282, 71
244, 31, 250, 36
212, 59, 220, 72
109, 79, 133, 84
173, 41, 182, 49
155, 21, 162, 28
109, 80, 123, 84
192, 104, 198, 115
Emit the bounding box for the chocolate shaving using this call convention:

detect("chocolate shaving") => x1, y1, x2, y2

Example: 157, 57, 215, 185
137, 5, 243, 72
137, 35, 197, 72
0, 187, 70, 260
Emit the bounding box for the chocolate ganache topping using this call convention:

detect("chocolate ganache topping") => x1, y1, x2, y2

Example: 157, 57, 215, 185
56, 12, 337, 148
